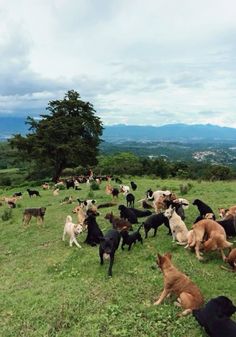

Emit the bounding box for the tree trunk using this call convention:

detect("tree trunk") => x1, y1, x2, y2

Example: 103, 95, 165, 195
52, 162, 64, 183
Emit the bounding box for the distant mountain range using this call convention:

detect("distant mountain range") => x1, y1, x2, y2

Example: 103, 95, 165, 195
1, 116, 236, 143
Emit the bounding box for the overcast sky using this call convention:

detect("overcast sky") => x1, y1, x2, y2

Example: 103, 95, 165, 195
1, 0, 236, 126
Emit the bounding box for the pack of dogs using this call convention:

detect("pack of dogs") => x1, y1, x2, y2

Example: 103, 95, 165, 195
4, 183, 236, 331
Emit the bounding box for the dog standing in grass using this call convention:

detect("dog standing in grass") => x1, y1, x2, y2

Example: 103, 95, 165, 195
62, 215, 83, 248
23, 207, 46, 226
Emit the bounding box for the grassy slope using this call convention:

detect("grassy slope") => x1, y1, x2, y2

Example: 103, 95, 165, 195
0, 178, 236, 337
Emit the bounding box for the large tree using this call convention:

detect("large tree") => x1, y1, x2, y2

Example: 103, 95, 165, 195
9, 90, 103, 182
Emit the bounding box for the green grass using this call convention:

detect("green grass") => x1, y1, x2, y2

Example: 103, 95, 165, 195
0, 177, 236, 337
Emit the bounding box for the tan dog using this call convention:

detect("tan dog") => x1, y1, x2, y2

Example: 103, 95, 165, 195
191, 219, 233, 261
164, 206, 188, 244
72, 205, 87, 229
224, 248, 236, 271
154, 253, 204, 316
62, 215, 83, 248
219, 206, 236, 219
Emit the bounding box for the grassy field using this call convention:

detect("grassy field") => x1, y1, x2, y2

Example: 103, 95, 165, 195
0, 177, 236, 337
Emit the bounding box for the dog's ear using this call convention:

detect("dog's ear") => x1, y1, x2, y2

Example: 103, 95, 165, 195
165, 252, 172, 260
77, 198, 81, 204
99, 236, 105, 242
92, 199, 96, 204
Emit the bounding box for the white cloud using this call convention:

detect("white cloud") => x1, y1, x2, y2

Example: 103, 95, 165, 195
0, 0, 236, 126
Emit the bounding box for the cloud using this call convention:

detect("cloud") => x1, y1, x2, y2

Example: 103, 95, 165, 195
0, 0, 236, 127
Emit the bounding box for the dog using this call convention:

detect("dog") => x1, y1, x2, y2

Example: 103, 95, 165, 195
13, 192, 22, 198
143, 213, 171, 238
217, 216, 236, 237
22, 207, 46, 226
130, 181, 137, 191
126, 193, 135, 208
84, 210, 103, 246
99, 229, 121, 277
72, 204, 87, 229
154, 253, 204, 315
164, 206, 188, 244
27, 188, 41, 197
129, 208, 152, 218
104, 212, 133, 231
118, 204, 138, 224
190, 219, 233, 261
223, 248, 236, 271
219, 205, 236, 219
77, 199, 97, 211
192, 199, 215, 222
120, 224, 143, 251
193, 296, 236, 337
62, 215, 83, 248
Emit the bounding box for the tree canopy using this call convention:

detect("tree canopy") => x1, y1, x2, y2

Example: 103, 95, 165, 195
9, 90, 103, 181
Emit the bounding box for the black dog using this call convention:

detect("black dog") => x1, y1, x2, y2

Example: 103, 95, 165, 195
192, 199, 215, 223
129, 208, 152, 218
84, 211, 103, 246
118, 204, 138, 224
65, 179, 75, 189
27, 189, 41, 197
126, 193, 135, 208
13, 192, 22, 197
193, 296, 236, 337
217, 216, 236, 237
143, 213, 170, 238
99, 229, 121, 277
111, 188, 119, 198
121, 224, 143, 251
130, 181, 137, 191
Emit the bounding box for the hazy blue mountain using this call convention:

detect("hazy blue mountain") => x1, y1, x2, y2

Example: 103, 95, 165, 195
1, 116, 236, 142
102, 123, 236, 142
0, 116, 28, 140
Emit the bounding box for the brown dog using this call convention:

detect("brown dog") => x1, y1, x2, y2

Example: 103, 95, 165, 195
219, 206, 236, 219
154, 253, 204, 316
104, 212, 132, 231
191, 219, 232, 261
224, 248, 236, 271
23, 207, 46, 226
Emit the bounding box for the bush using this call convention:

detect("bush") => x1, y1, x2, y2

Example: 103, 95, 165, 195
0, 176, 12, 186
1, 208, 13, 221
90, 181, 100, 191
179, 184, 189, 195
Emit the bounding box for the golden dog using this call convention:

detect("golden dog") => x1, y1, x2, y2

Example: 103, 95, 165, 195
190, 219, 232, 261
154, 253, 204, 316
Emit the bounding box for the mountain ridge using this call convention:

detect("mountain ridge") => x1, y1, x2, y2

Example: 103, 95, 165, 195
0, 116, 236, 142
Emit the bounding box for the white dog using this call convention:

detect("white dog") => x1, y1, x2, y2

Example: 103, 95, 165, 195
164, 206, 188, 244
62, 215, 83, 248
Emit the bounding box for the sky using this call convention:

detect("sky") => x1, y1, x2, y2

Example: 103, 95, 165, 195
0, 0, 236, 127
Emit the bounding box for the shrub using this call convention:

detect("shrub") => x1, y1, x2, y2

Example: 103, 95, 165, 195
0, 176, 12, 186
90, 181, 100, 191
1, 208, 13, 221
179, 184, 188, 195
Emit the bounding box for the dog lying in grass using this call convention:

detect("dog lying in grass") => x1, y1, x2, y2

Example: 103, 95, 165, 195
193, 296, 236, 337
120, 224, 143, 250
62, 215, 83, 248
154, 253, 204, 316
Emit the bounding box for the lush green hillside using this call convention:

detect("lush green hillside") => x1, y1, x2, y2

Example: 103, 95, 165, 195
0, 178, 236, 337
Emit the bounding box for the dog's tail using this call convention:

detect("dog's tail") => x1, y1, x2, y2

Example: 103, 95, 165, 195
66, 215, 72, 223
137, 223, 144, 232
97, 202, 117, 209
